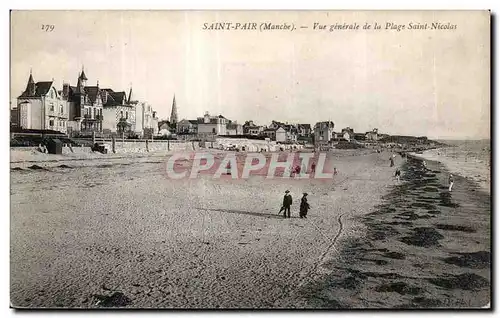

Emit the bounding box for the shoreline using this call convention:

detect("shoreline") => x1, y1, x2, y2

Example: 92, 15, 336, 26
409, 146, 490, 195
286, 155, 490, 308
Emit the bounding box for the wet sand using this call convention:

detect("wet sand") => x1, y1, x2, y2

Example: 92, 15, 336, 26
281, 156, 491, 308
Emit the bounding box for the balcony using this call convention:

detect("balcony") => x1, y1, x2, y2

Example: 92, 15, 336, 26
83, 114, 100, 122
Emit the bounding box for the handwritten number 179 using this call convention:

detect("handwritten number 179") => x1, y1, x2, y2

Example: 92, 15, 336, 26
41, 25, 55, 32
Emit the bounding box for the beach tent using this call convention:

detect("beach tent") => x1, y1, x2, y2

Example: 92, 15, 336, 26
46, 138, 63, 154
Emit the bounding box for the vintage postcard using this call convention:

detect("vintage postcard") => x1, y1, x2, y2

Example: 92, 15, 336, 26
9, 10, 491, 309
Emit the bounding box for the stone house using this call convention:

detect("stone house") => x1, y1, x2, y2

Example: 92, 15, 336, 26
314, 121, 335, 144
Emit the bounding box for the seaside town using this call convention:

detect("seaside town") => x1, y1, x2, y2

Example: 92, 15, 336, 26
9, 10, 490, 311
10, 66, 490, 310
11, 68, 438, 154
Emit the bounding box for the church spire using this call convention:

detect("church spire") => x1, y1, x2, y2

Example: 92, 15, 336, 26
170, 94, 178, 124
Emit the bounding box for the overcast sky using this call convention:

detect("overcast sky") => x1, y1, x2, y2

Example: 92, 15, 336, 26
11, 11, 490, 139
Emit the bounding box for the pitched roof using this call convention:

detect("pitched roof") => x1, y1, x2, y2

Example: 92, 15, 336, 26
84, 86, 100, 103
19, 81, 53, 98
243, 121, 257, 127
101, 89, 128, 106
158, 120, 171, 129
111, 92, 127, 103
36, 81, 54, 96
188, 120, 198, 125
298, 124, 311, 129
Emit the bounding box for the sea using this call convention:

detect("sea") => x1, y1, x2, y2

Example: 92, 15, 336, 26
413, 139, 491, 194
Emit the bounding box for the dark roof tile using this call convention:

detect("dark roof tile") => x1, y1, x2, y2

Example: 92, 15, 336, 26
18, 81, 53, 98
84, 86, 100, 103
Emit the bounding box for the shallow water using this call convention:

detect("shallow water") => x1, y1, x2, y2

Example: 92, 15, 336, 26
413, 140, 490, 194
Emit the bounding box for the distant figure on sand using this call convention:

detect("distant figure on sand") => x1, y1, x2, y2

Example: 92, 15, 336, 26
281, 190, 293, 218
395, 169, 401, 182
299, 193, 310, 218
448, 174, 454, 192
334, 167, 338, 175
38, 143, 47, 153
311, 162, 316, 174
389, 157, 394, 167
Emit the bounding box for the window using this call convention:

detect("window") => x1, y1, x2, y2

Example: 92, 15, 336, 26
126, 112, 128, 119
50, 103, 54, 111
212, 128, 216, 134
93, 108, 96, 119
50, 90, 54, 99
60, 105, 63, 114
49, 119, 54, 127
120, 111, 123, 118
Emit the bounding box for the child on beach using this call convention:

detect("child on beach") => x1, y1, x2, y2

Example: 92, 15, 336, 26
448, 174, 454, 192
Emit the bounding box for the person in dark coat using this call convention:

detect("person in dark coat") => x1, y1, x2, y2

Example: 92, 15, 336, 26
395, 169, 401, 182
282, 190, 293, 218
299, 193, 310, 218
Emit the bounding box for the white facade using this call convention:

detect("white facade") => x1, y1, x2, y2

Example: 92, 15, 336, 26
197, 113, 229, 136
16, 82, 68, 133
134, 102, 155, 136
276, 127, 287, 142
102, 105, 135, 133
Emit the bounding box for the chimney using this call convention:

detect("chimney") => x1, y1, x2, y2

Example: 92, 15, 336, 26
62, 83, 70, 100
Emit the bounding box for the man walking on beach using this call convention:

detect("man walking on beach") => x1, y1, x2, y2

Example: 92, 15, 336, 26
448, 174, 454, 192
390, 156, 394, 167
282, 190, 293, 218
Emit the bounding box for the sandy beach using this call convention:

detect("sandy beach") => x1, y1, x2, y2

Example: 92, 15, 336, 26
10, 149, 490, 308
